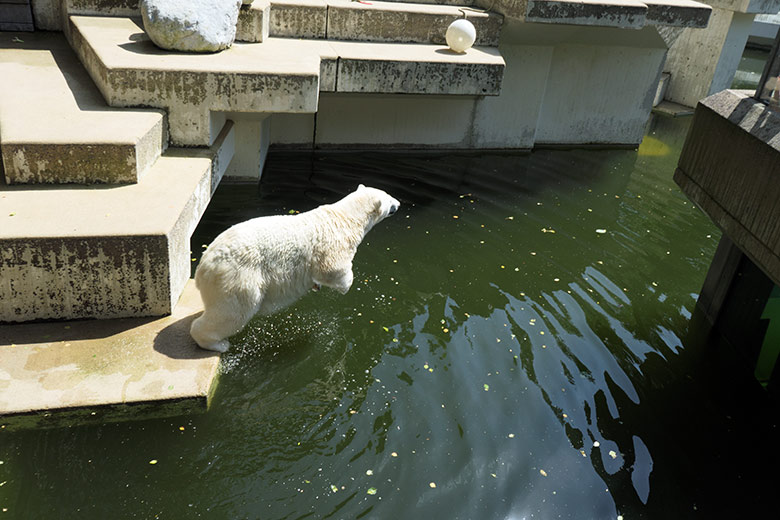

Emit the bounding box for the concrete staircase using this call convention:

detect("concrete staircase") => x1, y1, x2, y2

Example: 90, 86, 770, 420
0, 0, 715, 425
0, 0, 509, 426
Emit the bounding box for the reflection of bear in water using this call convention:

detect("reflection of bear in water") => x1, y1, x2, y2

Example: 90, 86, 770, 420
190, 185, 401, 352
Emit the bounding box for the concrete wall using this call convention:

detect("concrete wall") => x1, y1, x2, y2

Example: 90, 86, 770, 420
664, 7, 756, 107
271, 20, 667, 149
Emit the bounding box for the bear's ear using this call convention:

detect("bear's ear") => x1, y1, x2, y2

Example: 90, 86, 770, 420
358, 184, 366, 190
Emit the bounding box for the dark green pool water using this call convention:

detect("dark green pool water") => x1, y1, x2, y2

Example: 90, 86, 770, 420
3, 115, 780, 519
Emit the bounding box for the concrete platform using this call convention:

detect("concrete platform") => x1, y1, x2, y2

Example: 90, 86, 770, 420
69, 15, 321, 147
0, 31, 165, 184
0, 121, 234, 322
69, 15, 505, 146
287, 0, 503, 46
480, 0, 711, 28
0, 280, 220, 430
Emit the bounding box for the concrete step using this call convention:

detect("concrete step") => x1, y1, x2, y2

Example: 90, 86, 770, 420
69, 14, 321, 147
0, 31, 165, 184
487, 0, 712, 29
0, 120, 235, 323
270, 0, 503, 46
0, 280, 220, 430
69, 15, 505, 147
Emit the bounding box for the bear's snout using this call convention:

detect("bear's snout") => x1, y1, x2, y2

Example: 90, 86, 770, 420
389, 204, 398, 215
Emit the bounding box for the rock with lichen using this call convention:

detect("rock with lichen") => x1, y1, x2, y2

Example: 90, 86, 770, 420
140, 0, 243, 53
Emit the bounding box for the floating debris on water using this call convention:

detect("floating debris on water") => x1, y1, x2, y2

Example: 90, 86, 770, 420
540, 469, 548, 477
367, 487, 378, 495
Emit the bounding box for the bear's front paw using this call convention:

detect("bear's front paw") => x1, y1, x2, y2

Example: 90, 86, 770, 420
199, 340, 230, 353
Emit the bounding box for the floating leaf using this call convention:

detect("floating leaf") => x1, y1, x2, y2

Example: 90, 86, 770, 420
595, 229, 607, 234
366, 487, 377, 495
366, 470, 373, 476
149, 459, 158, 465
429, 482, 437, 489
540, 469, 548, 477
330, 484, 338, 493
483, 384, 489, 391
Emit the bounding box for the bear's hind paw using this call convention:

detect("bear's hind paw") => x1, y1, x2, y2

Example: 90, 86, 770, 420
199, 340, 230, 353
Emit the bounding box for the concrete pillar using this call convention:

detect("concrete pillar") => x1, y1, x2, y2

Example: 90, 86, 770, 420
663, 6, 755, 107
224, 114, 271, 180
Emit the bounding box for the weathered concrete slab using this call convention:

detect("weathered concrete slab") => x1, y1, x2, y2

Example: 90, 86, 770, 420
69, 15, 321, 146
330, 40, 505, 95
642, 0, 711, 27
0, 280, 220, 430
675, 89, 780, 287
0, 122, 234, 322
525, 0, 648, 28
325, 0, 503, 46
0, 31, 165, 184
476, 0, 712, 28
236, 0, 270, 42
269, 0, 327, 38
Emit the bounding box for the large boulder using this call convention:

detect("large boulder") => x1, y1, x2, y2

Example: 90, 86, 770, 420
140, 0, 243, 53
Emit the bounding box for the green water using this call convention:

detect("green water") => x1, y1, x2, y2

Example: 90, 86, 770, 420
2, 115, 780, 518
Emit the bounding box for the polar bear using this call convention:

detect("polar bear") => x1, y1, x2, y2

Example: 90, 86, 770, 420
190, 185, 400, 352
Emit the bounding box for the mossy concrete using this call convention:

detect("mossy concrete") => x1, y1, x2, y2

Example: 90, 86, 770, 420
0, 121, 235, 322
0, 31, 165, 184
0, 281, 220, 430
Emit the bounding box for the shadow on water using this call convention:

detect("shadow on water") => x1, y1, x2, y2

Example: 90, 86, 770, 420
4, 116, 780, 519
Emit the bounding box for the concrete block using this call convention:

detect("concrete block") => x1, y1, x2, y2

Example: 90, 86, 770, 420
643, 0, 711, 28
0, 122, 234, 323
0, 31, 165, 184
69, 15, 320, 146
325, 0, 503, 46
534, 26, 667, 145
526, 0, 647, 28
330, 40, 505, 95
269, 0, 327, 38
236, 0, 270, 42
0, 280, 220, 430
675, 89, 780, 286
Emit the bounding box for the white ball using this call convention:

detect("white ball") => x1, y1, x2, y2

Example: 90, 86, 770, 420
446, 19, 477, 53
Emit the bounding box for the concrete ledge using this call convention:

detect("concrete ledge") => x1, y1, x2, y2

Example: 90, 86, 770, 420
69, 15, 320, 146
479, 0, 712, 28
0, 31, 165, 184
325, 1, 503, 46
675, 89, 780, 287
270, 0, 327, 38
525, 0, 647, 28
237, 0, 271, 42
0, 280, 220, 430
643, 0, 711, 28
0, 121, 234, 322
331, 40, 505, 95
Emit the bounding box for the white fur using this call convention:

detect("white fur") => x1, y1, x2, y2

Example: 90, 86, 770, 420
190, 185, 400, 352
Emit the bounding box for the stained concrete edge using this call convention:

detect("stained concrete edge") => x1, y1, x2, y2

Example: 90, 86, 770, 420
0, 280, 220, 430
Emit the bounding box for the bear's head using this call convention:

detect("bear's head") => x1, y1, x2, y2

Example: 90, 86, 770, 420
357, 184, 400, 224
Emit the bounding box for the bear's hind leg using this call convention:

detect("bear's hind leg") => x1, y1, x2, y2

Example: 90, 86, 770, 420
190, 293, 260, 352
